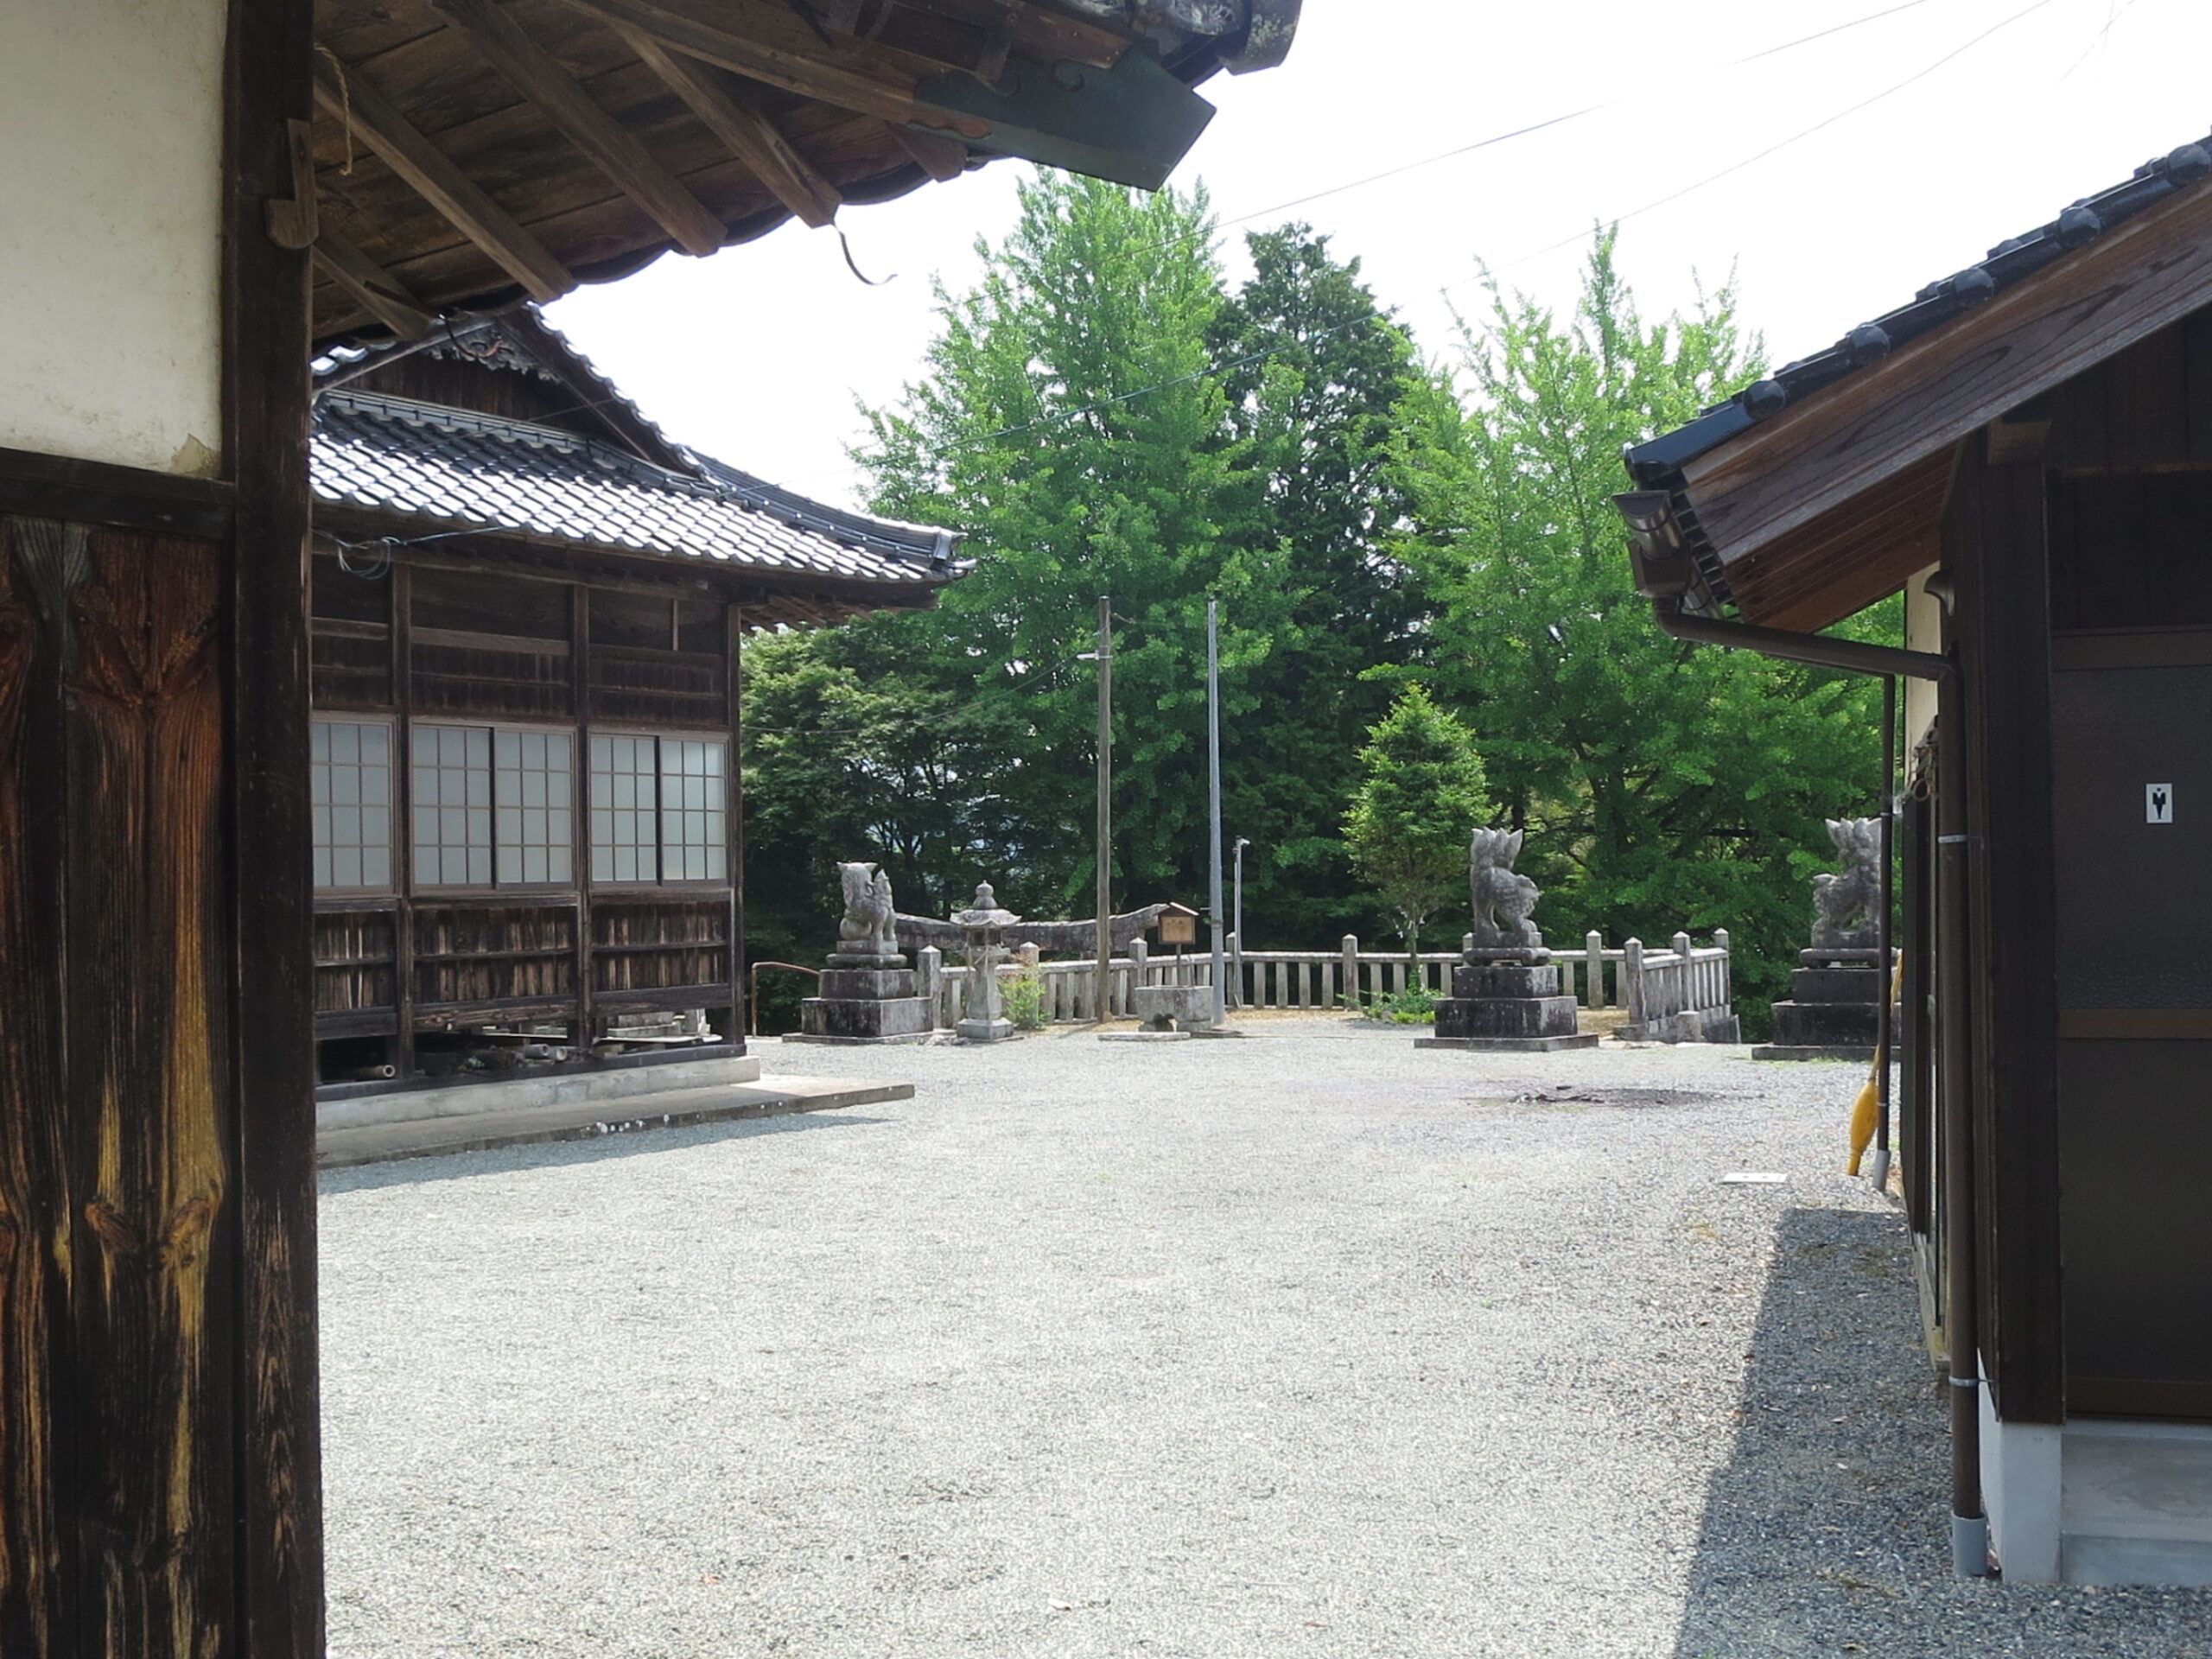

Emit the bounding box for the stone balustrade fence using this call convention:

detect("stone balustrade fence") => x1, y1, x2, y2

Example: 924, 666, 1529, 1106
913, 927, 1735, 1039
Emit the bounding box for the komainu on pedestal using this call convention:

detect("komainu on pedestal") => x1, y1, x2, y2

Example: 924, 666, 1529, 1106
1755, 817, 1893, 1061
1418, 828, 1599, 1052
793, 861, 937, 1043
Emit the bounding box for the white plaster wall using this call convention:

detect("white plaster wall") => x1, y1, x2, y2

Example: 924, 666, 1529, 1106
0, 0, 227, 475
1903, 564, 1943, 766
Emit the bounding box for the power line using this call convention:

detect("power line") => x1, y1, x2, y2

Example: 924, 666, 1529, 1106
895, 0, 2069, 462
1470, 0, 2063, 287
1160, 0, 1956, 250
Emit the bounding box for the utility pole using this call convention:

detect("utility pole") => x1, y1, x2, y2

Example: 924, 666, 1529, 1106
1207, 598, 1225, 1027
1092, 596, 1113, 1021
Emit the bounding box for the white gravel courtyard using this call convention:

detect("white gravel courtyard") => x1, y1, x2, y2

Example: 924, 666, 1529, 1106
320, 1019, 2212, 1657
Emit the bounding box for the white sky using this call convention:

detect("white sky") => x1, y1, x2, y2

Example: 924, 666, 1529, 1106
548, 0, 2212, 510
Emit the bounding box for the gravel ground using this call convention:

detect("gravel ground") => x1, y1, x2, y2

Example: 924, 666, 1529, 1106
320, 1019, 2212, 1657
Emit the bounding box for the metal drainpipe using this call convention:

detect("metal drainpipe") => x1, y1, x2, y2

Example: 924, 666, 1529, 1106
1936, 679, 1991, 1577
1649, 593, 1985, 1573
1869, 676, 1897, 1192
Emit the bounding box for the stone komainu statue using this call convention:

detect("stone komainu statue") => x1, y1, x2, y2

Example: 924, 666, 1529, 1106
1811, 817, 1882, 950
835, 860, 899, 962
1469, 827, 1541, 950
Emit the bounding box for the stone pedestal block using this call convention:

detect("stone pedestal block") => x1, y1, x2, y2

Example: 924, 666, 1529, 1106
819, 967, 916, 1001
1131, 984, 1217, 1033
1755, 960, 1895, 1060
792, 995, 935, 1044
1418, 984, 1599, 1052
1789, 964, 1882, 1005
1452, 963, 1560, 1000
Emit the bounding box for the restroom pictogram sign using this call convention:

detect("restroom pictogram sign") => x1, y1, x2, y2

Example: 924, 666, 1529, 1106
2148, 784, 2174, 824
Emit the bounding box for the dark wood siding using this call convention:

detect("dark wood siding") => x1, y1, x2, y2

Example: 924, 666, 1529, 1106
313, 555, 741, 1077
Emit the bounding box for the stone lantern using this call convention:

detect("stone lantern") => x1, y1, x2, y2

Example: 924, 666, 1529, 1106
953, 881, 1020, 1042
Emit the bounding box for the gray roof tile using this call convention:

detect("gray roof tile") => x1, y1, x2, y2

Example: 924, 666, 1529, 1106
310, 390, 962, 591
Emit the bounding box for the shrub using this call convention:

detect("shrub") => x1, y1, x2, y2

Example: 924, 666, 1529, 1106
1001, 968, 1048, 1030
1362, 983, 1438, 1024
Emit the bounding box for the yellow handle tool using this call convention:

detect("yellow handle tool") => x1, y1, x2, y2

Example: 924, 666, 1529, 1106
1847, 954, 1905, 1177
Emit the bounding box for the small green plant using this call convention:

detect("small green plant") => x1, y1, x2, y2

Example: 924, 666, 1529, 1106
1363, 984, 1438, 1024
1001, 968, 1049, 1031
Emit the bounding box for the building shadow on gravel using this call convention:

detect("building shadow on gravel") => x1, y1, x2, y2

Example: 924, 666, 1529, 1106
319, 1111, 889, 1195
1669, 1205, 2212, 1659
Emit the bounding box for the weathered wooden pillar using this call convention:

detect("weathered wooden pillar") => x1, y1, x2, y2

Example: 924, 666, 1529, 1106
0, 1, 324, 1654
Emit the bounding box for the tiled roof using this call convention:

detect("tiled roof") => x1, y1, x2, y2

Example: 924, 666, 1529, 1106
310, 390, 962, 590
1624, 133, 2212, 483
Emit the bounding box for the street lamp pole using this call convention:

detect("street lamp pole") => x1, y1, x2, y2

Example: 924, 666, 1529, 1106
1207, 598, 1225, 1027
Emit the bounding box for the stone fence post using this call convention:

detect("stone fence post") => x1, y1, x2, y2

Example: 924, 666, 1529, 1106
918, 946, 943, 1028
1586, 930, 1605, 1008
1624, 938, 1646, 1029
1341, 934, 1360, 1010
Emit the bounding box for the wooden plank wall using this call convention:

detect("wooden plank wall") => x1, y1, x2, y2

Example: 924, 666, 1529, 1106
1949, 430, 2065, 1427
311, 556, 743, 1065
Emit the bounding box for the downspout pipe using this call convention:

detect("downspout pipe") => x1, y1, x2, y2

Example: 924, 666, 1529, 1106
1936, 679, 1991, 1577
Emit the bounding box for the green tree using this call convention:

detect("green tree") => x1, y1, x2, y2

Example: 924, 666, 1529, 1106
1394, 232, 1896, 1030
1209, 225, 1430, 945
856, 172, 1292, 917
1342, 685, 1491, 955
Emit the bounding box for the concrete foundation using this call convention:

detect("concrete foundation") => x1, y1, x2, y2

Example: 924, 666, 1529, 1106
316, 1052, 761, 1132
1974, 1396, 2212, 1586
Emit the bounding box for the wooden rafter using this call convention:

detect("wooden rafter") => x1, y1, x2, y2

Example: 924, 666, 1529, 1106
312, 229, 437, 340
313, 53, 573, 302
887, 0, 1129, 69
431, 0, 729, 258
889, 122, 966, 181
619, 27, 841, 228
550, 0, 934, 128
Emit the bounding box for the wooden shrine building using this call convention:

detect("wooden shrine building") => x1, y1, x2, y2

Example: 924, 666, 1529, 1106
307, 307, 959, 1088
1615, 129, 2212, 1586
0, 1, 1299, 1651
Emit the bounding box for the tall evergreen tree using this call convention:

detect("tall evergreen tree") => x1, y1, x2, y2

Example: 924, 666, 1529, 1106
1342, 685, 1491, 955
1394, 233, 1896, 1030
1209, 226, 1427, 944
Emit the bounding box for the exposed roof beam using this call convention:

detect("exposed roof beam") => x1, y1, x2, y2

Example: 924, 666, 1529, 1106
313, 54, 573, 302
888, 123, 967, 181
551, 0, 934, 129
431, 0, 729, 259
312, 231, 438, 341
619, 28, 842, 228
886, 0, 1129, 68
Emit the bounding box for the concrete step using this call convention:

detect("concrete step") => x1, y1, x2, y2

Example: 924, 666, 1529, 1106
317, 1074, 911, 1170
